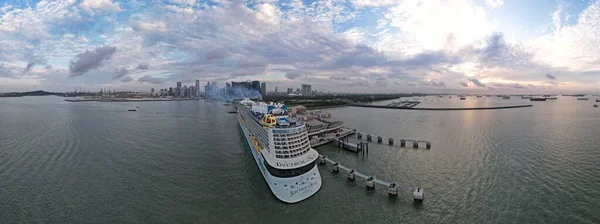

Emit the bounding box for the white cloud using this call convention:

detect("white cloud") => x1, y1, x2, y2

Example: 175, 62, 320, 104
79, 0, 122, 14
383, 0, 495, 54
532, 1, 600, 72
484, 0, 504, 8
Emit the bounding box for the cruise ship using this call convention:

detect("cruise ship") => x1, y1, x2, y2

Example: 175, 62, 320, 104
237, 98, 322, 203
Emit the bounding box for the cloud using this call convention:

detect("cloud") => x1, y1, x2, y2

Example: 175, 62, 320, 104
136, 64, 149, 70
545, 73, 556, 80
80, 0, 122, 14
420, 79, 446, 87
468, 77, 486, 87
459, 81, 468, 87
484, 0, 504, 8
121, 76, 134, 83
23, 62, 35, 73
69, 46, 117, 77
112, 67, 128, 79
137, 75, 165, 84
285, 71, 303, 80
0, 63, 15, 77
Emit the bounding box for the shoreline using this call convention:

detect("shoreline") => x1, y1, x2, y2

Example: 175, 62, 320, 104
64, 98, 201, 102
349, 104, 533, 111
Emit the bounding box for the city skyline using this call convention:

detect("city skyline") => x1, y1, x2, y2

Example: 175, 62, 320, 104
1, 0, 600, 93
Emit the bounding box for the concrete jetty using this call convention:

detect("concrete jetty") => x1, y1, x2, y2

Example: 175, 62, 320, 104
355, 132, 431, 149
318, 155, 422, 200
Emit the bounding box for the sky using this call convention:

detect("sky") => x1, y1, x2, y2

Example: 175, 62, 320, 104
0, 0, 599, 93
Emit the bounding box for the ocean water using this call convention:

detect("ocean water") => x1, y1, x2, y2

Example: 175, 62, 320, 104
1, 96, 599, 223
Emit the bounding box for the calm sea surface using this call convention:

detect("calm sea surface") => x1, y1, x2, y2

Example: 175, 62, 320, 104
1, 96, 599, 223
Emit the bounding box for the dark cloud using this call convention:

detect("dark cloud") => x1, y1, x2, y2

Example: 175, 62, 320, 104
112, 67, 128, 79
545, 73, 556, 80
121, 76, 134, 83
23, 62, 35, 73
285, 71, 303, 80
473, 33, 533, 68
136, 63, 149, 70
69, 46, 117, 77
459, 81, 468, 87
137, 75, 165, 84
204, 48, 230, 61
468, 77, 486, 87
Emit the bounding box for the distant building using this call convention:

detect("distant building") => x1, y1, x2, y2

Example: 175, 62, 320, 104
251, 81, 261, 94
151, 88, 155, 96
195, 80, 200, 97
169, 87, 173, 96
275, 86, 278, 93
260, 82, 266, 96
301, 84, 311, 96
183, 85, 188, 97
287, 88, 292, 94
296, 88, 300, 93
189, 86, 195, 98
177, 82, 182, 97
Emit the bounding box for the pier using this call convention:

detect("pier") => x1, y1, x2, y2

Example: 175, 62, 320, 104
333, 137, 368, 153
386, 100, 420, 108
356, 132, 431, 149
349, 104, 533, 111
318, 155, 424, 201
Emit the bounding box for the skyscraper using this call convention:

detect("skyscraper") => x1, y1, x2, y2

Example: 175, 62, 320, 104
151, 88, 155, 96
205, 82, 210, 98
301, 84, 311, 96
251, 81, 261, 94
183, 85, 188, 97
177, 82, 182, 97
287, 88, 292, 94
260, 82, 266, 96
195, 80, 200, 97
275, 86, 278, 93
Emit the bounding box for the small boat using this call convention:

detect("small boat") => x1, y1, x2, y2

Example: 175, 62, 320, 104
547, 97, 558, 100
578, 98, 589, 100
502, 96, 510, 99
476, 95, 482, 98
596, 99, 600, 102
460, 97, 466, 100
594, 104, 598, 108
128, 109, 137, 112
530, 98, 547, 101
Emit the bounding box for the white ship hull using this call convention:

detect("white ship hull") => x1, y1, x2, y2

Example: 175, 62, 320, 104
238, 118, 322, 203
